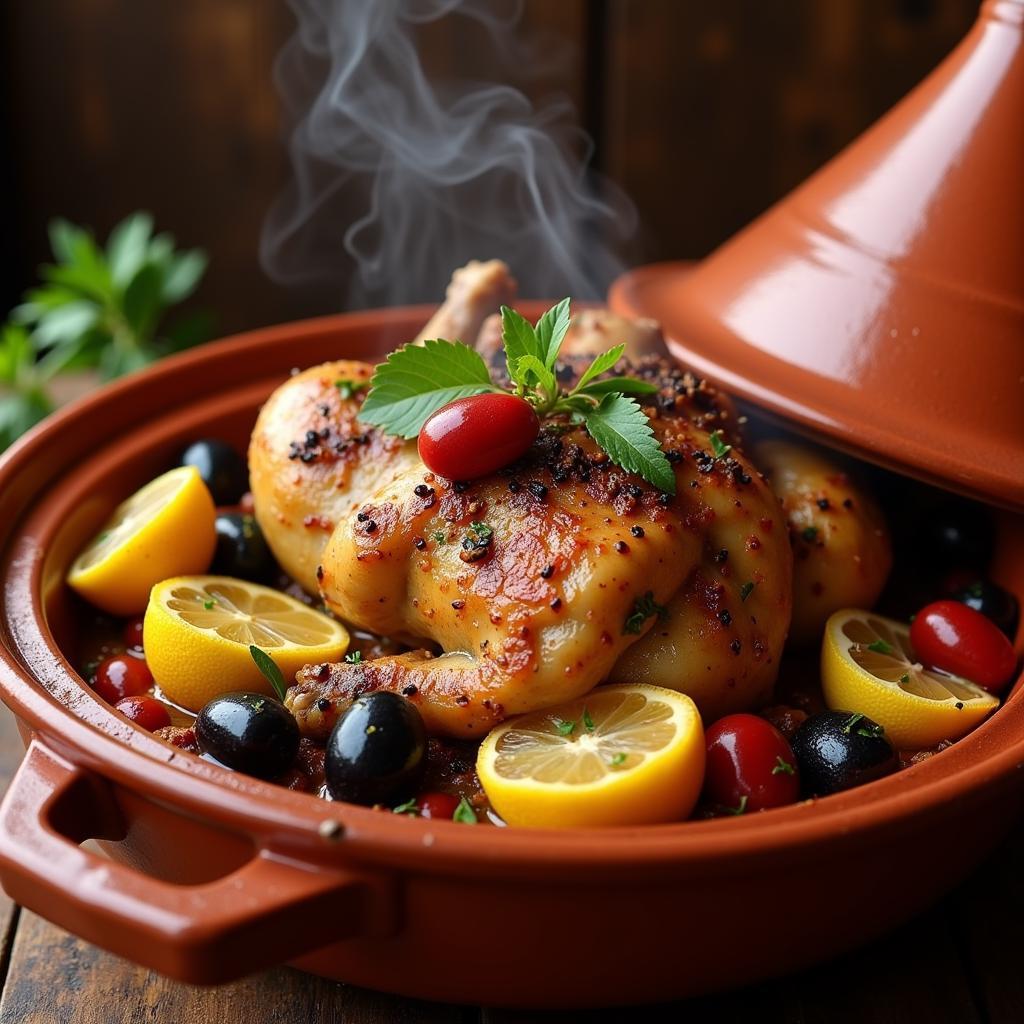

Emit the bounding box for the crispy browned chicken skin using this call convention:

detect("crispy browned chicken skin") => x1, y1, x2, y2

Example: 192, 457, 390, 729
251, 350, 792, 738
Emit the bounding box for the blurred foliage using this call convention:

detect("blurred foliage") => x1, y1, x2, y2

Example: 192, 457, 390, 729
0, 212, 211, 451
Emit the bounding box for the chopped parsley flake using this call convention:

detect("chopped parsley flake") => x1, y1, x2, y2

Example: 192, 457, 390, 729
609, 752, 627, 768
866, 639, 894, 655
469, 521, 493, 542
344, 650, 363, 664
841, 713, 865, 734
453, 797, 477, 824
203, 598, 217, 610
555, 718, 576, 737
725, 795, 748, 816
623, 591, 668, 635
709, 430, 732, 460
899, 673, 910, 684
432, 530, 447, 544
771, 756, 795, 776
740, 581, 755, 602
582, 707, 595, 732
843, 712, 884, 739
392, 798, 418, 816
334, 378, 368, 400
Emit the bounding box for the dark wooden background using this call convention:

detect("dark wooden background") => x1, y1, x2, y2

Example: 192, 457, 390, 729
1, 0, 976, 335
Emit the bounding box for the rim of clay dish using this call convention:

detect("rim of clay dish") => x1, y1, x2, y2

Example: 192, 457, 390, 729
0, 307, 1021, 882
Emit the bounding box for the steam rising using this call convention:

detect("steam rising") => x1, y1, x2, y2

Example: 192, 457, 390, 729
261, 0, 638, 307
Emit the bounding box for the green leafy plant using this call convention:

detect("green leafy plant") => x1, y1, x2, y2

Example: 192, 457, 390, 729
359, 299, 675, 492
0, 212, 210, 450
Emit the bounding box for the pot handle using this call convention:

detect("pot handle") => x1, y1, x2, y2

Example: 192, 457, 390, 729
0, 740, 392, 983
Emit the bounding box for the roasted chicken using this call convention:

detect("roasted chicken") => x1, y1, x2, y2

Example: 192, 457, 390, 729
250, 267, 793, 738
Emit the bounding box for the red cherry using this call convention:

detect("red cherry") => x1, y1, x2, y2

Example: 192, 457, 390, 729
115, 695, 172, 731
123, 616, 145, 652
704, 713, 801, 813
910, 599, 1018, 693
416, 792, 460, 820
93, 654, 153, 704
418, 394, 539, 481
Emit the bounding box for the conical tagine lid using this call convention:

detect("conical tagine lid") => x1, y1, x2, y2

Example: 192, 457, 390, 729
611, 0, 1024, 509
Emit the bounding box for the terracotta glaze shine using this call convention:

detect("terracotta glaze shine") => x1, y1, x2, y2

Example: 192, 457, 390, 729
611, 0, 1024, 510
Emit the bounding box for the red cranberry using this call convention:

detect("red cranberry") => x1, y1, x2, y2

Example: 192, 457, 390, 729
115, 695, 171, 731
123, 616, 145, 652
418, 394, 539, 481
910, 600, 1017, 693
416, 792, 460, 820
93, 654, 153, 704
704, 713, 801, 813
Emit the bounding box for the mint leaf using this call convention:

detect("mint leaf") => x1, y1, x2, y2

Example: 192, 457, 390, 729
513, 354, 556, 395
500, 306, 543, 386
577, 377, 657, 397
582, 394, 676, 494
359, 339, 498, 439
249, 644, 288, 702
576, 343, 625, 391
535, 297, 571, 368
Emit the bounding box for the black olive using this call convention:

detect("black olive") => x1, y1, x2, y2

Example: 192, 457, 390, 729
180, 439, 249, 506
325, 692, 426, 805
791, 710, 897, 797
196, 693, 299, 779
947, 578, 1020, 640
211, 513, 277, 582
918, 500, 993, 573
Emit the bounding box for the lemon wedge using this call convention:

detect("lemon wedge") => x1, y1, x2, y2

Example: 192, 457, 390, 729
67, 466, 216, 615
144, 576, 349, 710
822, 609, 999, 749
477, 684, 705, 828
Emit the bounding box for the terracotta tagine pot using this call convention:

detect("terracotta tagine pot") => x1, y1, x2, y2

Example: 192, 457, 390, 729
611, 0, 1024, 511
0, 2, 1021, 1010
0, 308, 1020, 1008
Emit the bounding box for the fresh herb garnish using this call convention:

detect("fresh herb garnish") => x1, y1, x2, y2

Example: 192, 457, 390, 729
582, 707, 595, 733
771, 756, 795, 776
359, 300, 673, 493
740, 581, 755, 602
468, 521, 493, 542
609, 752, 627, 768
866, 639, 894, 655
344, 650, 363, 664
249, 644, 288, 702
899, 673, 910, 684
623, 591, 667, 635
709, 430, 732, 460
432, 530, 447, 545
453, 797, 477, 824
842, 712, 885, 739
555, 718, 576, 737
203, 598, 217, 610
334, 378, 368, 400
801, 525, 819, 542
392, 797, 418, 816
725, 796, 748, 816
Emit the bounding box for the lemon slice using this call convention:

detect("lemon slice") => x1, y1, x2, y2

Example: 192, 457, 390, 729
67, 466, 217, 615
822, 609, 999, 749
477, 684, 705, 828
144, 576, 349, 710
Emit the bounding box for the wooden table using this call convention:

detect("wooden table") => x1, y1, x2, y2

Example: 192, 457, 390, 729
0, 705, 1019, 1024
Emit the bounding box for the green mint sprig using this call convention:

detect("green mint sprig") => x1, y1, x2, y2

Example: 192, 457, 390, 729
358, 299, 675, 493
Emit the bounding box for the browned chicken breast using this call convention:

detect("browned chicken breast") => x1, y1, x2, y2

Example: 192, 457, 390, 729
251, 354, 792, 738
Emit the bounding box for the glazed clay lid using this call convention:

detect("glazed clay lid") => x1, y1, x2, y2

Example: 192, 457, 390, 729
610, 0, 1024, 509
